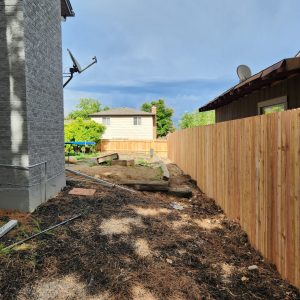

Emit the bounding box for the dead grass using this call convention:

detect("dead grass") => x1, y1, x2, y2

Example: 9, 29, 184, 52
18, 275, 110, 300
132, 284, 157, 300
129, 205, 170, 217
134, 238, 152, 258
221, 263, 235, 282
100, 217, 142, 235
194, 217, 223, 230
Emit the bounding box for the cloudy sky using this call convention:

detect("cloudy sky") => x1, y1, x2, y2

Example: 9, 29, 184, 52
62, 0, 300, 124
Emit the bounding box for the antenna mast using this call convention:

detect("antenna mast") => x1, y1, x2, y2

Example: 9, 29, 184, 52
63, 49, 97, 88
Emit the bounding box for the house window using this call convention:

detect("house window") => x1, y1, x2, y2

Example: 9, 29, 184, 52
257, 96, 287, 115
102, 117, 110, 125
133, 116, 142, 125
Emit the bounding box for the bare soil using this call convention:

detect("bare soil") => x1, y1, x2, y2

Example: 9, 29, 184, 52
0, 164, 299, 299
67, 162, 162, 183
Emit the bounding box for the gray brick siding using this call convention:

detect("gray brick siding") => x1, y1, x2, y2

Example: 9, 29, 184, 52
0, 0, 66, 210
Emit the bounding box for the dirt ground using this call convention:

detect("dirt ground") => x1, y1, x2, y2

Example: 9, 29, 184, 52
66, 153, 164, 183
0, 164, 299, 300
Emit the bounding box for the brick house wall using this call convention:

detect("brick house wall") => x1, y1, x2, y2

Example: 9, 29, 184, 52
0, 0, 66, 211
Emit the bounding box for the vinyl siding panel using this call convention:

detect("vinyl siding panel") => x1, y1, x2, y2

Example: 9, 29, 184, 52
92, 116, 154, 140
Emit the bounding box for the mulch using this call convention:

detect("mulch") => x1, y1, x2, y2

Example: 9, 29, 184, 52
0, 165, 299, 300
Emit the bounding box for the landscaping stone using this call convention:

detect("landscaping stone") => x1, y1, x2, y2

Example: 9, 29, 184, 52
68, 188, 96, 196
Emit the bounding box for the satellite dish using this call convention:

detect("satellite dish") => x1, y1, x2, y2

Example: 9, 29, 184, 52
67, 49, 83, 73
63, 49, 98, 88
237, 65, 252, 82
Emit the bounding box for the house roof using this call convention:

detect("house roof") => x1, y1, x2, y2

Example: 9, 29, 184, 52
61, 0, 75, 17
199, 57, 300, 112
89, 108, 155, 117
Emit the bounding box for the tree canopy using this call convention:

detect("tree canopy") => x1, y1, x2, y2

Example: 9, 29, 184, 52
64, 117, 105, 144
66, 98, 109, 120
179, 110, 215, 129
141, 99, 174, 137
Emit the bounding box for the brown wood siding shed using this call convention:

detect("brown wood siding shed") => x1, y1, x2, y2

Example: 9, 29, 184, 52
216, 74, 300, 122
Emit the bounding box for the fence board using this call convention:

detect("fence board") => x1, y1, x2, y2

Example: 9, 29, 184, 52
99, 139, 168, 157
167, 108, 300, 288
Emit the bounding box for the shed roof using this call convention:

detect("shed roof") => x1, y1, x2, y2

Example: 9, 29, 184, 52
199, 57, 300, 112
89, 107, 155, 117
61, 0, 75, 17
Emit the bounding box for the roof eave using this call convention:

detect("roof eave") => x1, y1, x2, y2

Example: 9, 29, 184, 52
199, 57, 300, 112
61, 0, 75, 18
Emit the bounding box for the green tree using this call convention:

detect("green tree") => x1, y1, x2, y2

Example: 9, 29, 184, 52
66, 98, 109, 119
141, 99, 175, 137
179, 110, 215, 129
64, 118, 105, 144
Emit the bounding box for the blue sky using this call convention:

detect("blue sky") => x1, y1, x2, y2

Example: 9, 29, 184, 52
62, 0, 300, 124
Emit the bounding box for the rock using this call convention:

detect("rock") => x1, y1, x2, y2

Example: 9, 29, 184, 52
166, 258, 173, 264
65, 156, 78, 164
241, 276, 249, 282
248, 265, 258, 271
170, 202, 184, 210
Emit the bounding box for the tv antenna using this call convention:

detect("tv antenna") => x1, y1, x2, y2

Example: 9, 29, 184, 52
63, 49, 97, 88
237, 65, 252, 82
295, 50, 300, 58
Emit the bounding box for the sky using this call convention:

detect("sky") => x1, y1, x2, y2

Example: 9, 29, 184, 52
62, 0, 300, 124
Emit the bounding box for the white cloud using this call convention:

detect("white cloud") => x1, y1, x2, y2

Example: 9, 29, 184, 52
62, 0, 300, 117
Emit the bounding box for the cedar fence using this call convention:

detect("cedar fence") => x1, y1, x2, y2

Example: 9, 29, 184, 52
168, 108, 300, 288
98, 139, 168, 157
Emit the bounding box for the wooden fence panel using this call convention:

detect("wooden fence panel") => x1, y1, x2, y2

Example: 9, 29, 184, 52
99, 139, 168, 157
167, 108, 300, 288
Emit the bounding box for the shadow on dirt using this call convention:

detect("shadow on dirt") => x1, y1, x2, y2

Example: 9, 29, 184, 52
0, 169, 299, 300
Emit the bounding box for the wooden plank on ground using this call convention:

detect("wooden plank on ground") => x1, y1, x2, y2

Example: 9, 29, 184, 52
96, 153, 119, 164
168, 187, 192, 198
120, 180, 169, 191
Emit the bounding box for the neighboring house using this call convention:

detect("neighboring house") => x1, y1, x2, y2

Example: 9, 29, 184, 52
90, 107, 157, 140
199, 57, 300, 122
0, 0, 74, 212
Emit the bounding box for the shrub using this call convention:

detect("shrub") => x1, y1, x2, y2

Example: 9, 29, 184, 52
64, 118, 105, 153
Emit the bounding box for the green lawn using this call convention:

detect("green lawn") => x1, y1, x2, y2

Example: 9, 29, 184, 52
65, 152, 101, 160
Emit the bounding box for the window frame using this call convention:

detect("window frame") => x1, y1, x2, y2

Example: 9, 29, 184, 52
133, 116, 142, 125
257, 96, 288, 115
102, 117, 110, 125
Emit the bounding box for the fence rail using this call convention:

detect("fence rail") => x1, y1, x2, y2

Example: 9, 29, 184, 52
98, 139, 168, 157
168, 109, 300, 288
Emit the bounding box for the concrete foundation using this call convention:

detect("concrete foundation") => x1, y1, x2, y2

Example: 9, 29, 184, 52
0, 172, 65, 212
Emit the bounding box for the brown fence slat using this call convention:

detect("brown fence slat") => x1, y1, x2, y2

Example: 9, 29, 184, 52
167, 108, 300, 289
98, 139, 168, 157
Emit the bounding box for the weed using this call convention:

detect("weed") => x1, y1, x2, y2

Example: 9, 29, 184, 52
0, 243, 11, 256
154, 166, 164, 180
88, 161, 99, 167
136, 158, 150, 167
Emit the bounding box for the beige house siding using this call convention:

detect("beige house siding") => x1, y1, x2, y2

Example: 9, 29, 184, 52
92, 116, 154, 140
